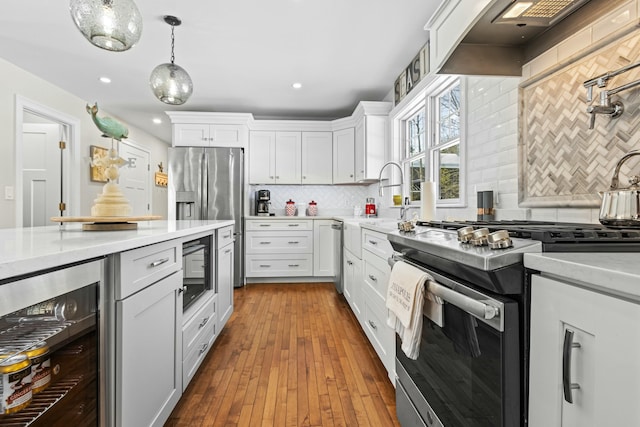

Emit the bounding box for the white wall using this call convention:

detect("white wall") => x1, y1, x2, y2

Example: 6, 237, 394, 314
0, 57, 168, 228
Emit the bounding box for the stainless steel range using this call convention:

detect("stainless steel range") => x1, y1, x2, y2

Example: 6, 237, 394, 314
387, 220, 640, 427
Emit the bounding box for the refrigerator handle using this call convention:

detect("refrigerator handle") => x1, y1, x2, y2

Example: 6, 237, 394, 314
201, 151, 209, 220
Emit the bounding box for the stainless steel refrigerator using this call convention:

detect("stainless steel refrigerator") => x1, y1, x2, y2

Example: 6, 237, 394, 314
168, 147, 245, 287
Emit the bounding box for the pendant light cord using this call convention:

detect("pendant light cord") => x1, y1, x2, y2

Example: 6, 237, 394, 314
170, 25, 175, 64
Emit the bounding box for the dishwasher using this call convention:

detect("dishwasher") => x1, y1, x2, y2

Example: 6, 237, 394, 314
331, 221, 344, 293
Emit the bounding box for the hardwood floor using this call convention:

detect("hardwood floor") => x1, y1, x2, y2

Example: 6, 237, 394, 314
166, 282, 400, 427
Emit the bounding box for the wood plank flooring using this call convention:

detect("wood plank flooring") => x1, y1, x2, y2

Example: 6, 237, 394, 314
165, 283, 400, 427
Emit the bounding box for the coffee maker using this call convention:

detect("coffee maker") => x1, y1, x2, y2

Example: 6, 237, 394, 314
255, 189, 271, 216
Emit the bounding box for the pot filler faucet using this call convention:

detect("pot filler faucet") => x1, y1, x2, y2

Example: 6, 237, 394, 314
378, 161, 412, 220
584, 60, 640, 129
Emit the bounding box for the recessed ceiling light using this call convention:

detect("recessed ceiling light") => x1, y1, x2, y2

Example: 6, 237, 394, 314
292, 82, 302, 89
152, 118, 162, 124
99, 76, 111, 84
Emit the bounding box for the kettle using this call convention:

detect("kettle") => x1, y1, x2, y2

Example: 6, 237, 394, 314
599, 150, 640, 227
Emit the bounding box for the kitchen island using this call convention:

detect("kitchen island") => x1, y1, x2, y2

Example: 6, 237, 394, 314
0, 220, 233, 427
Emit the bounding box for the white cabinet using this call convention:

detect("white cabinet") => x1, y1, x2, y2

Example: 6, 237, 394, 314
354, 114, 388, 182
529, 274, 640, 427
333, 127, 355, 183
217, 226, 234, 330
173, 123, 246, 147
343, 248, 363, 321
245, 219, 314, 277
343, 221, 362, 259
361, 228, 395, 377
302, 132, 333, 184
249, 131, 301, 184
426, 0, 493, 73
313, 219, 335, 277
182, 294, 217, 390
116, 266, 182, 427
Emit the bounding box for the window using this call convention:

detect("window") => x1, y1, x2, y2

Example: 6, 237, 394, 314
400, 77, 464, 206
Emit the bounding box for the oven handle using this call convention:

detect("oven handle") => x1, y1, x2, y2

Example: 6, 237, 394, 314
428, 281, 499, 321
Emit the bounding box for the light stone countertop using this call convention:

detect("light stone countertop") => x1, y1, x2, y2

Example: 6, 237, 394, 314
0, 220, 233, 281
524, 253, 640, 302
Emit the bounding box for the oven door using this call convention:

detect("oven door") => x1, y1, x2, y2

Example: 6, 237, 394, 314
395, 259, 520, 427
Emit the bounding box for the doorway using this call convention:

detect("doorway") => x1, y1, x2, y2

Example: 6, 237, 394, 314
15, 96, 80, 227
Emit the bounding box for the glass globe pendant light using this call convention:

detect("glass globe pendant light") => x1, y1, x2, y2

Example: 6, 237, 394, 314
149, 16, 193, 105
69, 0, 142, 52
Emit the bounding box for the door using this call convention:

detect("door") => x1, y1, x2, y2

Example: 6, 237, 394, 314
217, 241, 234, 330
333, 128, 355, 183
119, 140, 151, 215
248, 131, 275, 184
302, 132, 333, 184
169, 147, 205, 220
22, 123, 61, 226
274, 131, 301, 184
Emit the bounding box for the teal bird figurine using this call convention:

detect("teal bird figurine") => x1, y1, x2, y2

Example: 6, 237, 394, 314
86, 103, 129, 141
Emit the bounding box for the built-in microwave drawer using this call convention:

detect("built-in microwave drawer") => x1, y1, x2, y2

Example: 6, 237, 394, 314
182, 293, 216, 356
217, 225, 234, 249
116, 239, 181, 300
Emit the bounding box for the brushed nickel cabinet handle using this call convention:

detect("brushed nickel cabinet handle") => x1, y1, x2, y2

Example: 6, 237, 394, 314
368, 274, 377, 282
563, 329, 581, 404
259, 264, 271, 268
259, 241, 271, 245
288, 241, 300, 244
149, 257, 170, 267
199, 316, 209, 328
369, 240, 378, 245
288, 224, 300, 227
368, 320, 377, 330
199, 343, 209, 355
288, 264, 300, 267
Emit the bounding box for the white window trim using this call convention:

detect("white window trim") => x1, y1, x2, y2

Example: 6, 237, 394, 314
389, 74, 466, 208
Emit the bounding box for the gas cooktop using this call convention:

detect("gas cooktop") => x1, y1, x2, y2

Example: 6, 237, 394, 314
418, 220, 640, 252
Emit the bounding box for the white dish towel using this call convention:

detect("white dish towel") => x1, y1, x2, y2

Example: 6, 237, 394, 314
386, 260, 431, 359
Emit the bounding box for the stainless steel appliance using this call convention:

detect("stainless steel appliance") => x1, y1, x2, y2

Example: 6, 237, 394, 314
388, 220, 640, 427
182, 234, 213, 314
0, 260, 104, 426
255, 189, 271, 216
168, 147, 244, 287
331, 221, 343, 293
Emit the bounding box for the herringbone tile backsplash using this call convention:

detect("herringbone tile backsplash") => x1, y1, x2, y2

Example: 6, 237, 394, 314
520, 32, 640, 207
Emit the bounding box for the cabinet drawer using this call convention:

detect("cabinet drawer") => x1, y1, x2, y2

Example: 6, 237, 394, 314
217, 225, 234, 249
246, 254, 313, 277
246, 219, 312, 231
363, 288, 395, 373
116, 239, 181, 299
362, 229, 393, 260
182, 294, 216, 356
363, 250, 391, 301
182, 316, 216, 390
245, 231, 313, 254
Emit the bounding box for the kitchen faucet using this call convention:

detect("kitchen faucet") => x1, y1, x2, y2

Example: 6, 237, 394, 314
378, 161, 414, 219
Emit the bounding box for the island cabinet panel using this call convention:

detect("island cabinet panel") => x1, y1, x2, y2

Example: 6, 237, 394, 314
529, 274, 640, 427
217, 226, 234, 330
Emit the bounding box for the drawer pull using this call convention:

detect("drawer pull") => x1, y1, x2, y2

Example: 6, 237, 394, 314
259, 264, 271, 268
288, 241, 300, 244
199, 343, 209, 355
347, 260, 353, 265
288, 264, 300, 267
149, 257, 170, 268
259, 224, 271, 227
368, 320, 377, 330
288, 224, 300, 227
224, 249, 232, 254
563, 329, 582, 404
199, 316, 209, 328
259, 241, 271, 245
368, 240, 378, 245
368, 274, 377, 282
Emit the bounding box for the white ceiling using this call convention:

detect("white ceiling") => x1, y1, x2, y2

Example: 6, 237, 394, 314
1, 0, 440, 143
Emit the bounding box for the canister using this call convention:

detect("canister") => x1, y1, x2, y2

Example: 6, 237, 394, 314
0, 353, 32, 414
308, 200, 318, 216
285, 199, 296, 216
24, 342, 50, 394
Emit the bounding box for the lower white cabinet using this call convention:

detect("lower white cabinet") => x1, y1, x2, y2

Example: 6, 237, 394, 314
217, 227, 234, 330
529, 274, 640, 427
343, 248, 363, 321
313, 219, 335, 277
116, 270, 182, 427
182, 294, 217, 390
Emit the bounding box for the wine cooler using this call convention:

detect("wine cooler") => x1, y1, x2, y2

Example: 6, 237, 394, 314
0, 260, 103, 427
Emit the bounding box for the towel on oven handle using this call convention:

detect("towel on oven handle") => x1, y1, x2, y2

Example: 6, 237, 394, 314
386, 260, 431, 359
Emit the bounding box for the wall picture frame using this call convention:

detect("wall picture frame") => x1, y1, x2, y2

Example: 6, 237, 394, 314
90, 145, 108, 182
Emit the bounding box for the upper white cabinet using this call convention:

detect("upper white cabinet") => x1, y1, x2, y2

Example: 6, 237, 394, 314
426, 0, 494, 73
333, 127, 355, 183
249, 131, 301, 184
173, 123, 246, 148
353, 103, 391, 182
302, 132, 333, 184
